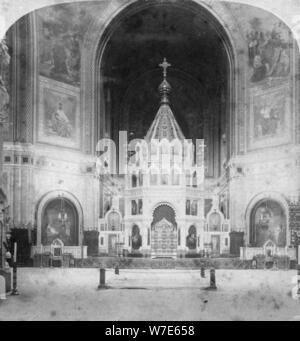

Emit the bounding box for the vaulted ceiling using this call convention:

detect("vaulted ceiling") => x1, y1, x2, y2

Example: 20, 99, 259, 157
101, 5, 228, 141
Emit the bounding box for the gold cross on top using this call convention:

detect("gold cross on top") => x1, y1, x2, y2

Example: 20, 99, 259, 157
159, 58, 171, 79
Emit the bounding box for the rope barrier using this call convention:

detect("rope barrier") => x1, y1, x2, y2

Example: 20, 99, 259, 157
102, 269, 207, 274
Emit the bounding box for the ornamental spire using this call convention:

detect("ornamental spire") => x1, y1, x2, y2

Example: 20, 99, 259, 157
158, 58, 171, 104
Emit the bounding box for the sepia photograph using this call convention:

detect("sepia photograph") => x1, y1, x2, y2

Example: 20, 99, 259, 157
0, 0, 300, 325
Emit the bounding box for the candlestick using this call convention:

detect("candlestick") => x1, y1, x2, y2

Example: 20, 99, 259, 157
13, 242, 17, 263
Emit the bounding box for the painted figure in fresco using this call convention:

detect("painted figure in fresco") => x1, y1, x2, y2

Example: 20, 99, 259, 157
0, 39, 10, 124
43, 201, 75, 246
255, 222, 285, 247
39, 25, 54, 69
132, 225, 142, 250
46, 222, 59, 241
254, 202, 286, 247
46, 220, 72, 246
186, 226, 197, 250
255, 103, 281, 138
49, 102, 72, 138
251, 55, 268, 82
248, 25, 290, 82
274, 49, 290, 77
64, 33, 81, 81
51, 37, 69, 77
248, 31, 260, 64
38, 6, 91, 85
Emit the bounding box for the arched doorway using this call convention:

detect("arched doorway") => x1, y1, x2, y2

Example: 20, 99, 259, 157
250, 199, 287, 247
151, 204, 177, 258
41, 197, 79, 246
105, 209, 122, 255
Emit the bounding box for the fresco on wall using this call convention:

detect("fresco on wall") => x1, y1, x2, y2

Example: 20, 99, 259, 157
251, 200, 286, 247
45, 90, 75, 138
249, 85, 291, 149
42, 199, 78, 246
0, 37, 10, 136
247, 20, 291, 83
38, 77, 80, 149
253, 91, 285, 138
36, 4, 94, 85
227, 3, 293, 83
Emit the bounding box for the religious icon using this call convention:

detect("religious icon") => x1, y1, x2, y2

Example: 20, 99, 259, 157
132, 225, 142, 250
131, 200, 137, 215
186, 226, 197, 250
186, 200, 191, 215
253, 200, 286, 247
49, 102, 72, 138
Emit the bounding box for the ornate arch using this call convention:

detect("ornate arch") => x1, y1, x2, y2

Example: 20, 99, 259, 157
244, 191, 289, 246
36, 190, 84, 246
151, 201, 177, 219
80, 0, 248, 155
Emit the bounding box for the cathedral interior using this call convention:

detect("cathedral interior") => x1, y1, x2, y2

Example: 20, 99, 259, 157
0, 0, 300, 265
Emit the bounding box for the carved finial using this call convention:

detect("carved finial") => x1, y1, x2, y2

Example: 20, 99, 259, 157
159, 58, 171, 79
158, 58, 171, 104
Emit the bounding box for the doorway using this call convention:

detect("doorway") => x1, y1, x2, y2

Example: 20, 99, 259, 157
108, 234, 117, 256
211, 235, 220, 256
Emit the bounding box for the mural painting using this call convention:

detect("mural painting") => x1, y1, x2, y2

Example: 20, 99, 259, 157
227, 3, 293, 83
42, 199, 78, 246
251, 200, 286, 247
0, 37, 10, 136
36, 4, 94, 85
249, 85, 291, 149
247, 20, 291, 83
38, 77, 80, 149
253, 91, 285, 138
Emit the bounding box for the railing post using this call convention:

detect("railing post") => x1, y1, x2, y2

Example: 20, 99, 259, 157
11, 262, 19, 296
209, 268, 217, 290
115, 263, 119, 275
297, 265, 300, 296
98, 268, 106, 289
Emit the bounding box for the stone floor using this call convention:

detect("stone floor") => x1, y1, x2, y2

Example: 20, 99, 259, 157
0, 268, 300, 321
